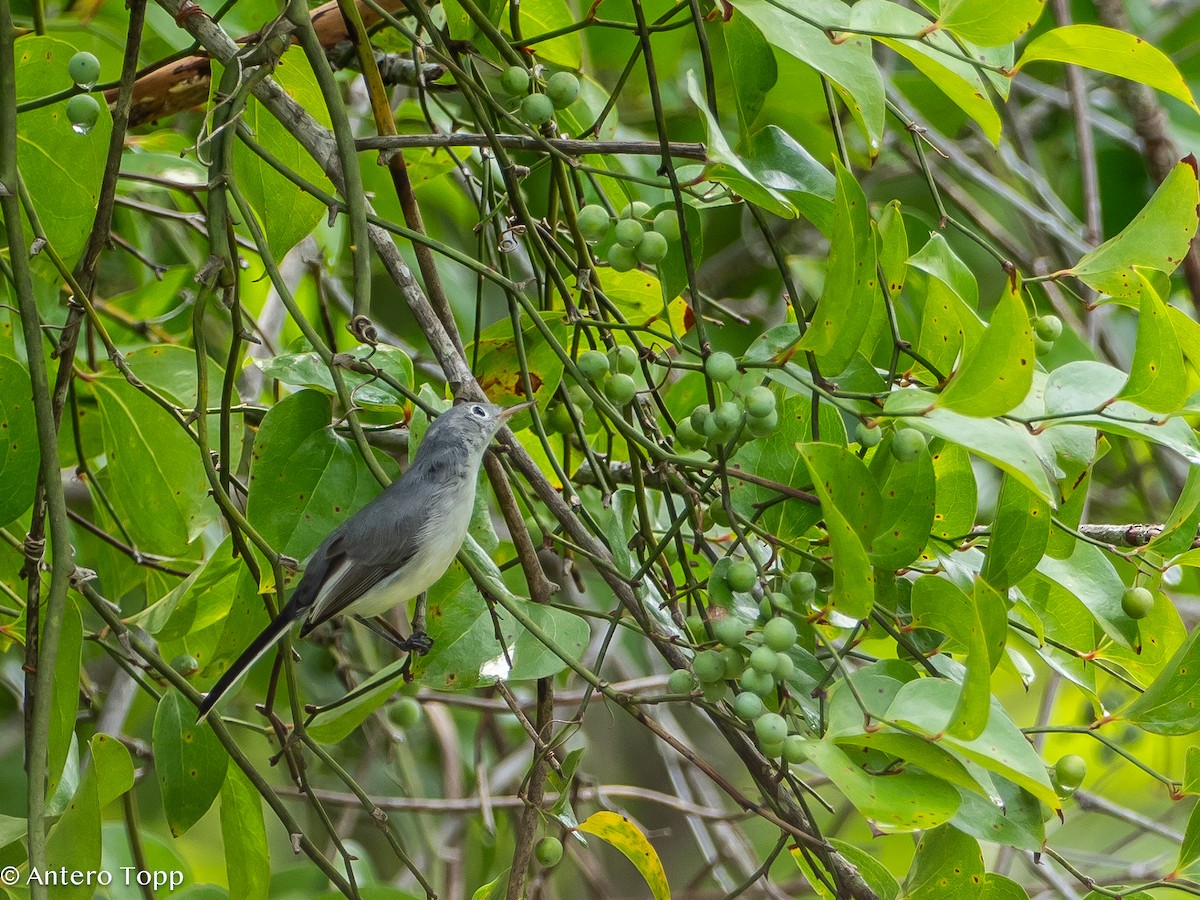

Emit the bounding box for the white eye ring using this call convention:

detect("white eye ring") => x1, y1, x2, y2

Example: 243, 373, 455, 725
471, 405, 487, 418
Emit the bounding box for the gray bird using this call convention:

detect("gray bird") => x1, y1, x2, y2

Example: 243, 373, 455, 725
196, 399, 530, 722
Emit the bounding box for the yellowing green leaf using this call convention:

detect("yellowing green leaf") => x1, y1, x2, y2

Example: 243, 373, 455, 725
1121, 628, 1200, 735
799, 160, 879, 373
1068, 159, 1200, 296
578, 811, 670, 900
937, 0, 1044, 46
938, 281, 1034, 416
1015, 25, 1199, 112
982, 474, 1049, 590
1117, 270, 1189, 413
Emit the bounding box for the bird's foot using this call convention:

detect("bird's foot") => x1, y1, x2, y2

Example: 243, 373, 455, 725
398, 630, 433, 655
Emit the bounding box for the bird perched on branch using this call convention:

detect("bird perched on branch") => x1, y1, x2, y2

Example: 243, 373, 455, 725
196, 399, 532, 722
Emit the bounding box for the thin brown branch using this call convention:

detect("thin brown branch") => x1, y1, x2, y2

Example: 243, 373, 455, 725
355, 133, 708, 159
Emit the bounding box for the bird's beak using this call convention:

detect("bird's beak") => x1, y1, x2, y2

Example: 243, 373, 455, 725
499, 399, 537, 419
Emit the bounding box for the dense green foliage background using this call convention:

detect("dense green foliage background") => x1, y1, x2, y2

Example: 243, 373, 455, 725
3, 0, 1200, 897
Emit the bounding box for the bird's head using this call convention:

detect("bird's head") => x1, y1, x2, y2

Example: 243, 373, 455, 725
420, 399, 534, 458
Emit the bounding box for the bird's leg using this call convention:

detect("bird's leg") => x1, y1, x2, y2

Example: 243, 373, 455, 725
354, 613, 432, 655
409, 591, 432, 653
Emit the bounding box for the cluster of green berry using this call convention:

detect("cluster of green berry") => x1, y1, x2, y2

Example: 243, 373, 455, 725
853, 420, 927, 460
499, 64, 579, 126
545, 344, 640, 434
668, 570, 819, 762
675, 353, 778, 452
65, 51, 102, 133
577, 201, 680, 271
1033, 314, 1063, 357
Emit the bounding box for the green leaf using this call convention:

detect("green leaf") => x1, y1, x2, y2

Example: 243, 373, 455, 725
950, 778, 1045, 852
0, 355, 38, 527
878, 200, 908, 298
245, 389, 394, 560
578, 812, 670, 900
90, 375, 218, 556
886, 678, 1059, 808
899, 825, 983, 900
129, 537, 242, 641
726, 12, 778, 140
908, 234, 985, 376
868, 433, 936, 569
792, 838, 901, 900
153, 690, 229, 837
938, 282, 1035, 417
1150, 466, 1200, 557
1036, 540, 1136, 650
513, 0, 581, 67
1184, 745, 1200, 795
910, 577, 994, 739
45, 735, 133, 900
257, 344, 415, 413
929, 440, 977, 542
847, 0, 1001, 143
1181, 792, 1200, 877
14, 37, 111, 269
798, 442, 879, 618
1068, 159, 1200, 297
982, 474, 1049, 590
214, 48, 333, 257
471, 312, 568, 432
1121, 627, 1200, 735
46, 602, 83, 802
802, 739, 960, 832
1043, 360, 1200, 464
685, 72, 795, 218
744, 126, 836, 235
306, 657, 409, 743
798, 160, 879, 373
412, 568, 590, 690
936, 0, 1044, 46
1094, 586, 1185, 687
1117, 271, 1189, 412
884, 390, 1054, 502
728, 0, 886, 154
220, 765, 270, 900
1015, 26, 1199, 112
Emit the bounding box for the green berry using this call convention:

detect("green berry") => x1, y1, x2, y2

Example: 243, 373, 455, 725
746, 410, 778, 438
614, 217, 645, 248
855, 422, 882, 448
707, 500, 731, 527
668, 668, 697, 694
676, 419, 706, 451
1034, 334, 1054, 357
577, 349, 610, 381
754, 712, 788, 744
170, 653, 199, 677
636, 231, 669, 264
732, 691, 766, 720
727, 559, 757, 593
500, 65, 530, 94
535, 836, 564, 867
891, 429, 927, 461
389, 697, 422, 728
621, 201, 651, 219
546, 403, 575, 434
521, 92, 554, 125
611, 345, 638, 375
566, 383, 593, 411
740, 668, 775, 696
1122, 586, 1154, 620
605, 373, 637, 406
68, 51, 101, 87
714, 616, 748, 647
1035, 314, 1063, 342
704, 351, 738, 383
759, 740, 784, 758
545, 71, 580, 109
719, 647, 745, 679
714, 400, 744, 434
749, 645, 779, 675
653, 209, 681, 240
763, 617, 798, 652
607, 243, 638, 272
1054, 754, 1086, 790
66, 94, 100, 132
577, 204, 611, 242
703, 681, 729, 703
764, 591, 791, 614
689, 405, 711, 433
701, 411, 723, 439
745, 386, 775, 418
782, 734, 808, 764
692, 649, 726, 683
787, 572, 817, 601
773, 652, 794, 680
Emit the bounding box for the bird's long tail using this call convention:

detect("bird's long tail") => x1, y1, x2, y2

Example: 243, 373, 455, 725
196, 600, 303, 723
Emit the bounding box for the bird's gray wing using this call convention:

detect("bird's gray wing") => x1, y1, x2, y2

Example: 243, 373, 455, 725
297, 487, 424, 635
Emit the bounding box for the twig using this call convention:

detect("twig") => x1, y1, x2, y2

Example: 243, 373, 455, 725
355, 133, 707, 159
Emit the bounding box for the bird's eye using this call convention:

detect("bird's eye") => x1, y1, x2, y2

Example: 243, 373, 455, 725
471, 405, 487, 418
